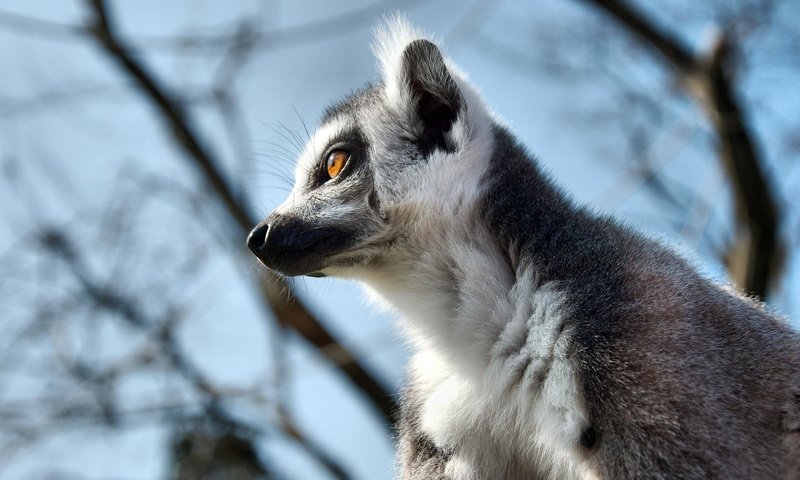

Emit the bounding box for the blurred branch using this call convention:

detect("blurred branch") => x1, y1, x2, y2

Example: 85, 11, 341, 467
38, 228, 354, 480
0, 9, 86, 41
172, 424, 272, 480
0, 83, 130, 117
84, 0, 396, 425
444, 0, 502, 54
129, 0, 430, 52
583, 0, 781, 298
0, 1, 431, 52
595, 120, 702, 210
278, 407, 353, 480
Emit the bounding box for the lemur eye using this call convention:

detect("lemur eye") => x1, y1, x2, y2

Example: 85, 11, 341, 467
326, 150, 349, 179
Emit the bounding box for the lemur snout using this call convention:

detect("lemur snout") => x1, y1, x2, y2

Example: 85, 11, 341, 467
247, 215, 349, 276
249, 217, 335, 255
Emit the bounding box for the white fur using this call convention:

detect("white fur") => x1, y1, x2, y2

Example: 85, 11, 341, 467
365, 260, 592, 478
372, 15, 495, 159
372, 14, 433, 118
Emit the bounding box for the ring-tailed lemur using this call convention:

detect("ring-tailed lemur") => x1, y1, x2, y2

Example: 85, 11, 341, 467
247, 17, 800, 480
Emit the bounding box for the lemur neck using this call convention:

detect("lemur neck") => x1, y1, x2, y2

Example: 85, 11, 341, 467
362, 221, 516, 380
363, 126, 577, 381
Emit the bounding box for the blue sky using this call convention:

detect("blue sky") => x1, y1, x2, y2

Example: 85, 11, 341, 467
0, 1, 797, 479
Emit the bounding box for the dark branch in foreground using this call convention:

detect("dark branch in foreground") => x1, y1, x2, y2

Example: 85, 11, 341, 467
85, 0, 396, 425
584, 0, 781, 299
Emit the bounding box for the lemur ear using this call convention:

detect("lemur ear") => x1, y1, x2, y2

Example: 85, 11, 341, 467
399, 39, 464, 154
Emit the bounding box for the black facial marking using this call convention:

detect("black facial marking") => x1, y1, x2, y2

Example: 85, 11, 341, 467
248, 214, 360, 276
580, 425, 598, 449
310, 127, 370, 189
401, 39, 463, 156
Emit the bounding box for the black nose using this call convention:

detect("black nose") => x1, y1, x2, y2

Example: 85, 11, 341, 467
247, 222, 270, 254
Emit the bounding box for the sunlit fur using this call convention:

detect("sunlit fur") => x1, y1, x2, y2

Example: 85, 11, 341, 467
258, 16, 800, 480
353, 21, 591, 478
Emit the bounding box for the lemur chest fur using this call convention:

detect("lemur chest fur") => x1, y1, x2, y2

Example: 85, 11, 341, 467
410, 348, 592, 479
368, 259, 594, 479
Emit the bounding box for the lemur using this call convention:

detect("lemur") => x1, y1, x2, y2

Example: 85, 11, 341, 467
247, 17, 800, 480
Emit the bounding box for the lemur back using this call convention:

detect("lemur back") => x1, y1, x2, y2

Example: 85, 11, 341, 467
248, 17, 800, 479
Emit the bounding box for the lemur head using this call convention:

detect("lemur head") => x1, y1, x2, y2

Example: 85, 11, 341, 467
248, 17, 495, 278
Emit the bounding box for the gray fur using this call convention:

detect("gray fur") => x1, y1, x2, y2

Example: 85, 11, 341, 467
248, 18, 800, 479
481, 126, 800, 478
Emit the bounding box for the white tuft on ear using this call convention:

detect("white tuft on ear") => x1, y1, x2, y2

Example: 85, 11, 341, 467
372, 14, 437, 114
372, 14, 496, 155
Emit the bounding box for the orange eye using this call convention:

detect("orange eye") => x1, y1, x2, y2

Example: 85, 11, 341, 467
326, 150, 348, 179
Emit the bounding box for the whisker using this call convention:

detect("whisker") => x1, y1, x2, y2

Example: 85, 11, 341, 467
293, 106, 312, 143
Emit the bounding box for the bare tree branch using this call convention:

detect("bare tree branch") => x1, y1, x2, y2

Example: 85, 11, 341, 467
84, 0, 396, 425
128, 0, 431, 52
38, 228, 355, 480
277, 407, 353, 480
583, 0, 781, 299
0, 9, 86, 41
172, 424, 272, 480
